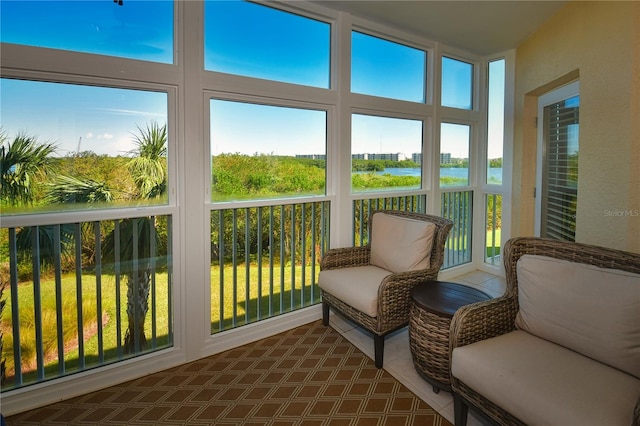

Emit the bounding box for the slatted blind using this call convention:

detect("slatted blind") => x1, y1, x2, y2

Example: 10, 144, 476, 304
541, 96, 579, 241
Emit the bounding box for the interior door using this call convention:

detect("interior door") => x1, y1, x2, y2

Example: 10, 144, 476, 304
535, 81, 580, 241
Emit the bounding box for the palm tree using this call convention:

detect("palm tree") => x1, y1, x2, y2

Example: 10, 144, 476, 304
0, 131, 58, 206
102, 122, 167, 353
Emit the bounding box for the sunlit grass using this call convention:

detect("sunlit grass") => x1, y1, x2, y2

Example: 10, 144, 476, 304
1, 272, 171, 387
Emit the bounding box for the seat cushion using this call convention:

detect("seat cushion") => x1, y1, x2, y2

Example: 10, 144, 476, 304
318, 265, 392, 317
451, 330, 640, 426
515, 254, 640, 378
369, 213, 436, 273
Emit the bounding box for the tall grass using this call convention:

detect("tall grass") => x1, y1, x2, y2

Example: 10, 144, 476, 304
0, 272, 171, 387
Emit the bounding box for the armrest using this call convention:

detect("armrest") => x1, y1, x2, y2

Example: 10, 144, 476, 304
320, 246, 371, 270
376, 269, 441, 329
449, 296, 518, 351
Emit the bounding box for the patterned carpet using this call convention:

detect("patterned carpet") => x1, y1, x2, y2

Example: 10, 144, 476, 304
6, 320, 451, 425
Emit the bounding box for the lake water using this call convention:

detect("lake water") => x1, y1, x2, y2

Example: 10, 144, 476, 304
364, 167, 503, 182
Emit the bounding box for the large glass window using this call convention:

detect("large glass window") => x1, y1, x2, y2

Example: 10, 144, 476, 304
441, 57, 473, 109
351, 114, 423, 192
204, 1, 330, 88
0, 1, 174, 64
487, 59, 505, 185
440, 123, 470, 187
210, 100, 327, 201
351, 32, 426, 102
0, 78, 169, 215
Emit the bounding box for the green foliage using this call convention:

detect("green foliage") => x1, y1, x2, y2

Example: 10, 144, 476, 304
352, 172, 420, 190
1, 131, 58, 207
127, 122, 167, 199
211, 154, 325, 200
489, 157, 503, 168
351, 159, 418, 172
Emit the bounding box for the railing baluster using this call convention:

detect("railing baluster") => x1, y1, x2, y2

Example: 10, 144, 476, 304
74, 223, 85, 368
257, 207, 263, 320
132, 219, 141, 353
218, 210, 225, 332
31, 226, 45, 380
114, 221, 122, 358
244, 207, 250, 324
290, 205, 295, 311
150, 216, 157, 349
269, 206, 274, 317
53, 224, 65, 375
94, 222, 104, 363
232, 209, 238, 327
301, 203, 307, 306
8, 228, 23, 386
279, 205, 285, 314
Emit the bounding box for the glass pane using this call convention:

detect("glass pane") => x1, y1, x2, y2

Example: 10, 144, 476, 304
0, 0, 174, 64
441, 57, 473, 109
1, 78, 169, 215
205, 1, 330, 88
351, 32, 426, 102
541, 95, 579, 241
440, 123, 470, 187
210, 100, 327, 201
487, 59, 505, 185
351, 114, 423, 192
485, 193, 502, 265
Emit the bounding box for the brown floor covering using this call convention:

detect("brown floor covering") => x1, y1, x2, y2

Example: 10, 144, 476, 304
6, 320, 452, 425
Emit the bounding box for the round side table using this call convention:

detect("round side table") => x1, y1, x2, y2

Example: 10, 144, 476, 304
409, 280, 491, 393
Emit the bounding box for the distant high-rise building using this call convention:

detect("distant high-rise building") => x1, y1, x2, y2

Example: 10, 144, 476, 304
296, 154, 326, 160
440, 153, 452, 164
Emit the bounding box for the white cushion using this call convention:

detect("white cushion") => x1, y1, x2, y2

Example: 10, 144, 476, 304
369, 213, 436, 273
452, 330, 640, 426
318, 265, 392, 317
515, 254, 640, 378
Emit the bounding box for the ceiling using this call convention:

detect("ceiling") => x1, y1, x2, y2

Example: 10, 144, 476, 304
311, 1, 567, 56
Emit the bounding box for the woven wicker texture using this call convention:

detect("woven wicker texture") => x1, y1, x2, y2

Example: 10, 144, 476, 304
320, 210, 453, 368
449, 236, 640, 426
409, 303, 452, 387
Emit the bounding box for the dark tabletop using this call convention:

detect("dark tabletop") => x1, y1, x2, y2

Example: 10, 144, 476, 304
411, 280, 492, 318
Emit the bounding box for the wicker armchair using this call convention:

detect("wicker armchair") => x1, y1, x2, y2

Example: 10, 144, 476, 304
318, 210, 452, 368
449, 237, 640, 426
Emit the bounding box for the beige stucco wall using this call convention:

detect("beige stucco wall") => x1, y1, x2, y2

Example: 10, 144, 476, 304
512, 1, 640, 253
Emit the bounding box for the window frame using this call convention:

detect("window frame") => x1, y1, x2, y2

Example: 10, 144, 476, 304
204, 91, 335, 208
0, 70, 179, 228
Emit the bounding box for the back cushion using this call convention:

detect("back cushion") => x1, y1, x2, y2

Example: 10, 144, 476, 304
369, 213, 436, 273
515, 254, 640, 378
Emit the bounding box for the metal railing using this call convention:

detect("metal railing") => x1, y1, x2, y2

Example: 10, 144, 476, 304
0, 215, 173, 391
441, 190, 473, 268
350, 191, 473, 270
210, 200, 330, 333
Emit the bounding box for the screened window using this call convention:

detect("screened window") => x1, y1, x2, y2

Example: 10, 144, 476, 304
441, 57, 473, 109
210, 100, 327, 201
440, 123, 470, 187
351, 31, 426, 103
204, 1, 330, 88
351, 114, 423, 192
0, 0, 174, 64
0, 78, 169, 215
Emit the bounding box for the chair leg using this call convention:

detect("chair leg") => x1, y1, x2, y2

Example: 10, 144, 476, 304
453, 392, 469, 426
322, 300, 330, 326
374, 334, 384, 369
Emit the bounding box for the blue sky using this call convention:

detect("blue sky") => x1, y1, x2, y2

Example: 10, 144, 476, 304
0, 0, 503, 160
